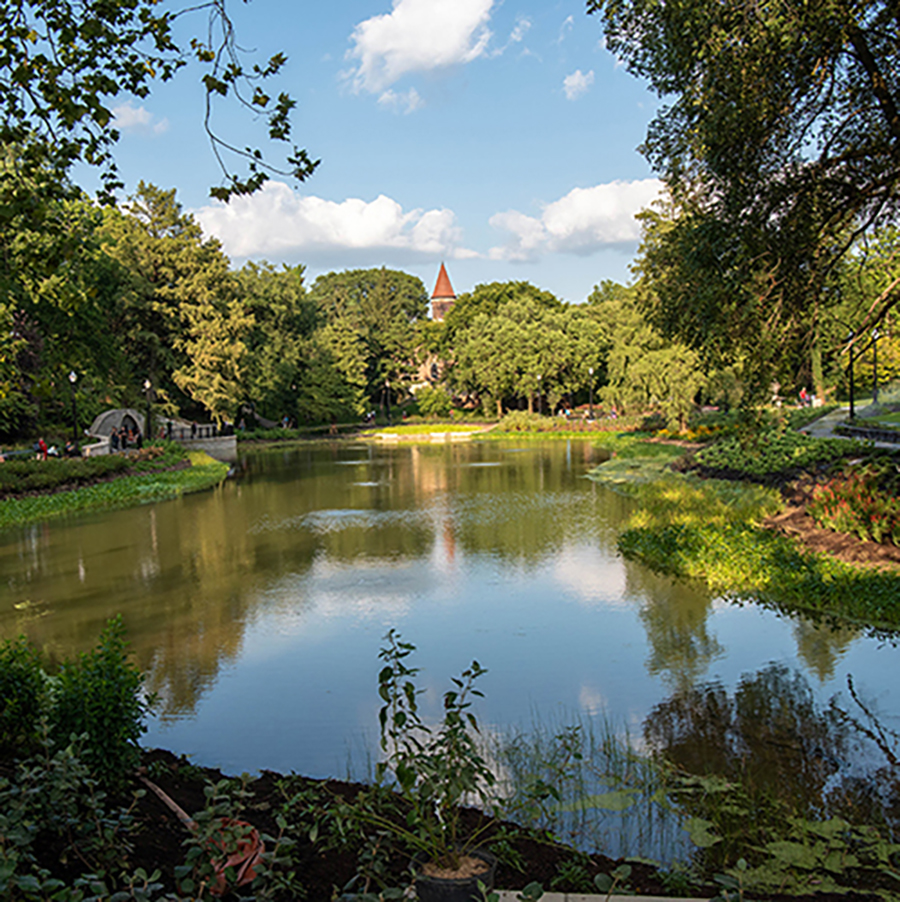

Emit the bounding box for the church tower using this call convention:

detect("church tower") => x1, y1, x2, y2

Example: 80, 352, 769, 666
431, 263, 456, 321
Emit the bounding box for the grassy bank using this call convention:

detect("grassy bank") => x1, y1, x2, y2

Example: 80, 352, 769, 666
589, 432, 900, 631
0, 450, 228, 531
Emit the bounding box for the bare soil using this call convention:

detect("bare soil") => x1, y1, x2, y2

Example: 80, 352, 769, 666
6, 748, 885, 901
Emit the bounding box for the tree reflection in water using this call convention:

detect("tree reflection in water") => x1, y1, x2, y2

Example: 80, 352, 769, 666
643, 664, 900, 849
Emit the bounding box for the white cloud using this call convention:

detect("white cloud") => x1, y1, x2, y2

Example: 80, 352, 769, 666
510, 16, 531, 43
489, 178, 663, 262
377, 87, 424, 113
194, 180, 472, 262
346, 0, 494, 95
112, 102, 168, 134
563, 68, 595, 101
557, 15, 574, 43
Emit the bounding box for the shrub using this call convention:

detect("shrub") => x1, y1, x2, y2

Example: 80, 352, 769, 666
51, 616, 154, 788
809, 467, 900, 545
0, 637, 47, 755
695, 428, 854, 478
415, 385, 453, 418
495, 411, 559, 432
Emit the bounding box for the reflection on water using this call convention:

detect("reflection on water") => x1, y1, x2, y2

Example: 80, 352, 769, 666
0, 440, 896, 783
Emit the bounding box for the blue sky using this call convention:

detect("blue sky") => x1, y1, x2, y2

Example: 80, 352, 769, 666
91, 0, 662, 303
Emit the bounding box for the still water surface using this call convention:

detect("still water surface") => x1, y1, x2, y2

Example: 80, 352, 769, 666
1, 439, 897, 782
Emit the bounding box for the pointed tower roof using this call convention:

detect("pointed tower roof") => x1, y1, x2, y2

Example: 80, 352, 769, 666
431, 262, 456, 300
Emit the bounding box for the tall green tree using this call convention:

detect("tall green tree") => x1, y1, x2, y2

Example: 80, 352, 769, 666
589, 0, 900, 392
309, 268, 428, 404
101, 182, 248, 422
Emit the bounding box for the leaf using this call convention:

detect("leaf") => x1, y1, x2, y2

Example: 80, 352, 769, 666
553, 790, 638, 812
684, 816, 722, 848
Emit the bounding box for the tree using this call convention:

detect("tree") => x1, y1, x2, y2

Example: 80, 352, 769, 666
588, 280, 705, 429
309, 268, 428, 404
589, 0, 900, 391
101, 182, 248, 421
0, 0, 317, 201
237, 261, 317, 420
451, 285, 568, 415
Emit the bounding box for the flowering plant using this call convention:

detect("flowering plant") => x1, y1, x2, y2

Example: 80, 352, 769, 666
809, 467, 900, 546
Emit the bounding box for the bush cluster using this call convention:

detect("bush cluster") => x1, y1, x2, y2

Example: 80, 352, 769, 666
695, 429, 854, 478
0, 617, 153, 788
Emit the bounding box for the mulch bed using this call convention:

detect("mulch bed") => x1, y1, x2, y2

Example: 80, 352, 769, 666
6, 747, 884, 901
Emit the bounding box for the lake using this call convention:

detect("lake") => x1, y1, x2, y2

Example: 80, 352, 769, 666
1, 439, 896, 804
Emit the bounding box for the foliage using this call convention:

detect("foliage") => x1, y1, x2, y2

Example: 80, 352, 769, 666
415, 385, 453, 418
810, 465, 900, 545
0, 0, 316, 202
0, 735, 152, 900
695, 429, 856, 478
0, 453, 130, 496
51, 616, 153, 788
590, 0, 900, 389
0, 450, 227, 530
619, 522, 900, 629
494, 412, 558, 433
370, 630, 496, 870
0, 637, 46, 756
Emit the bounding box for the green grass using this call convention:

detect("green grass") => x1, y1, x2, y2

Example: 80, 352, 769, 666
620, 522, 900, 630
0, 452, 228, 531
366, 423, 487, 435
590, 437, 900, 630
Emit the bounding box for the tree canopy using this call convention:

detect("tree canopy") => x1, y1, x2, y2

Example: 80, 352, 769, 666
0, 0, 317, 201
589, 0, 900, 390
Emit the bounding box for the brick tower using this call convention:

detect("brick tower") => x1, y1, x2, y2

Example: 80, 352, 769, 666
431, 263, 456, 321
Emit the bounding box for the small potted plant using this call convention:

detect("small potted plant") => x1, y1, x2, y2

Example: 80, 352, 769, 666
369, 630, 498, 902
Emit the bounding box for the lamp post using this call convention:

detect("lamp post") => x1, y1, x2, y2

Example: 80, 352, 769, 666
588, 367, 594, 420
872, 328, 881, 404
537, 374, 542, 416
847, 331, 855, 420
385, 380, 392, 426
143, 379, 153, 440
68, 371, 79, 454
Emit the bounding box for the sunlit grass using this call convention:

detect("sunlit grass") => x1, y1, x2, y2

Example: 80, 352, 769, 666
0, 452, 228, 531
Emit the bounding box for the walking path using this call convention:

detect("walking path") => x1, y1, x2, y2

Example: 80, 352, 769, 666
800, 405, 900, 448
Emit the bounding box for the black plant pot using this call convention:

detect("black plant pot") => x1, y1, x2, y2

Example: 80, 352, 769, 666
414, 849, 497, 902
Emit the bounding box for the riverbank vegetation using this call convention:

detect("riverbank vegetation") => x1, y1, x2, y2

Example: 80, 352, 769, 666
0, 444, 228, 531
589, 422, 900, 631
3, 623, 899, 901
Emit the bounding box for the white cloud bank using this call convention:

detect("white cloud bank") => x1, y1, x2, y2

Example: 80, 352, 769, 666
346, 0, 494, 100
194, 181, 475, 262
489, 178, 663, 261
563, 69, 594, 101
112, 101, 168, 134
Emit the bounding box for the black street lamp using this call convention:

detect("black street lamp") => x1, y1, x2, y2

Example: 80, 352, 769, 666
872, 328, 881, 404
68, 371, 79, 454
143, 379, 153, 440
588, 367, 594, 420
385, 380, 392, 426
847, 331, 855, 420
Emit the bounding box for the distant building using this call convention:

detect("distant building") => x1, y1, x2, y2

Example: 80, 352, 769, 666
431, 263, 456, 321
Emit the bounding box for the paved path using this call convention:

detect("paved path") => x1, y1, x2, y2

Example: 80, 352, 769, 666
799, 406, 851, 439
799, 405, 900, 449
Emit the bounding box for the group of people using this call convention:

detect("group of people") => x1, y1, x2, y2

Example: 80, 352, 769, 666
110, 425, 142, 452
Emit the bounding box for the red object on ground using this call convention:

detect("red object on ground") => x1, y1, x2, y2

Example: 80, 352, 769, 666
208, 818, 265, 896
